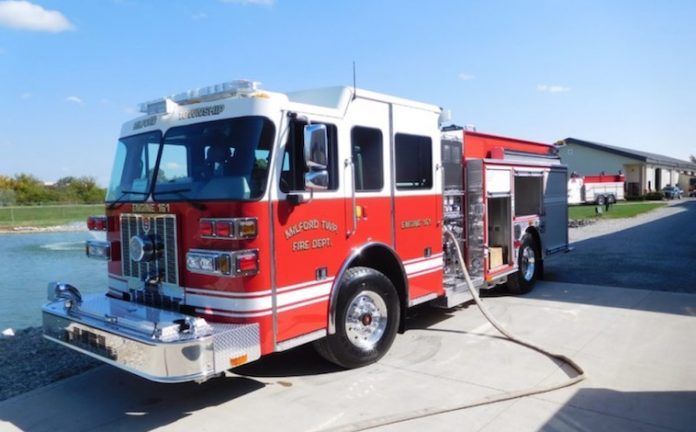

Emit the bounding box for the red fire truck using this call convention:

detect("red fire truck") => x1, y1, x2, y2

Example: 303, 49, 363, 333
42, 80, 569, 382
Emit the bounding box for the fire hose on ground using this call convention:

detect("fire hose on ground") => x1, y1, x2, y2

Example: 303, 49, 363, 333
325, 229, 585, 431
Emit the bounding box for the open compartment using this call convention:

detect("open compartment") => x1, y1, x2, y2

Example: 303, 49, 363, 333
514, 174, 544, 216
487, 196, 511, 269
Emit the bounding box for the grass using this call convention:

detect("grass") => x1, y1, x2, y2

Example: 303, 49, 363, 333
0, 204, 104, 229
569, 201, 666, 220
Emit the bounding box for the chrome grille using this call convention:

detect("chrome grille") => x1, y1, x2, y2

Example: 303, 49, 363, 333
120, 214, 179, 285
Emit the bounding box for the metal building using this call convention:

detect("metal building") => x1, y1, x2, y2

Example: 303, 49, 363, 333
557, 138, 696, 197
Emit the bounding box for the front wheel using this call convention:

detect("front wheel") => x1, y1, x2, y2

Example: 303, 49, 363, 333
314, 267, 400, 369
507, 233, 539, 295
596, 195, 606, 206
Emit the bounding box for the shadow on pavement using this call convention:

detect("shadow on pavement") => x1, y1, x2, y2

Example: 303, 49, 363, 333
541, 388, 696, 431
235, 302, 458, 378
544, 201, 695, 293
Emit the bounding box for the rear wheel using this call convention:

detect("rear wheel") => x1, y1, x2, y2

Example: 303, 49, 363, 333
507, 233, 539, 295
596, 195, 606, 206
607, 194, 616, 204
314, 267, 400, 369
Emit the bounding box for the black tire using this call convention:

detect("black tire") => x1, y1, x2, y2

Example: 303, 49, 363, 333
607, 194, 616, 204
507, 233, 539, 295
314, 266, 400, 369
596, 195, 606, 206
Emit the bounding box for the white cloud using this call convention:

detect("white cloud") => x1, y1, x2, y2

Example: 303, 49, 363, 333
0, 1, 74, 32
124, 106, 137, 114
537, 84, 570, 93
65, 95, 84, 105
220, 0, 275, 6
20, 92, 31, 99
192, 12, 207, 20
457, 73, 475, 81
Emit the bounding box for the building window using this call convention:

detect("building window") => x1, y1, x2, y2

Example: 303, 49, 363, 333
351, 126, 383, 191
395, 133, 432, 190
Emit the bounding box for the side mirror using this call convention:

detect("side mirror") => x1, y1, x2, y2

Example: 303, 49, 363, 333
303, 124, 329, 191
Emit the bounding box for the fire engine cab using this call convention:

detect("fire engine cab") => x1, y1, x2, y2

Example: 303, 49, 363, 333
42, 80, 569, 382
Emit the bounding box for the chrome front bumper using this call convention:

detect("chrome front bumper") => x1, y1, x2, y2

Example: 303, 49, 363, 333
42, 287, 260, 383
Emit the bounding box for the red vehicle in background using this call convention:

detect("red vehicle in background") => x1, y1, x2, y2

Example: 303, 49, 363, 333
568, 172, 625, 205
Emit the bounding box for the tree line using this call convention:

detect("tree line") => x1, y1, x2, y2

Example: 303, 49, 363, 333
0, 174, 106, 206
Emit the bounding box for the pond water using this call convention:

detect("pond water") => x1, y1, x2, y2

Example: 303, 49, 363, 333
0, 231, 107, 331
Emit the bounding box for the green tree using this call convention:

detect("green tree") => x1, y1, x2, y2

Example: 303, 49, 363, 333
12, 173, 51, 204
0, 175, 14, 206
0, 175, 13, 190
54, 176, 106, 203
690, 155, 696, 163
0, 189, 16, 206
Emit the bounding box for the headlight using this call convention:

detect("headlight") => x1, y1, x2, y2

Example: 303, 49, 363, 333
186, 249, 258, 277
85, 240, 111, 261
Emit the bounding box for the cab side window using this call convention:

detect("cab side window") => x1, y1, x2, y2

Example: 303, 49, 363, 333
395, 133, 433, 190
280, 121, 339, 193
351, 126, 383, 191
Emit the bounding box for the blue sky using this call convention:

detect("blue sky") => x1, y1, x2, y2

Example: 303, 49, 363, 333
1, 0, 695, 185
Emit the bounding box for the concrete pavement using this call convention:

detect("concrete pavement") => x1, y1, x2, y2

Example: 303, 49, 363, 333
1, 280, 695, 431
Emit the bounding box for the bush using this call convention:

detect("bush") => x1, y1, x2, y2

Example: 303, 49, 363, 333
644, 191, 665, 201
0, 174, 106, 205
0, 189, 16, 206
626, 195, 646, 201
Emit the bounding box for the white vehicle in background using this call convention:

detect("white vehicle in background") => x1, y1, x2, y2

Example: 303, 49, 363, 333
568, 172, 624, 205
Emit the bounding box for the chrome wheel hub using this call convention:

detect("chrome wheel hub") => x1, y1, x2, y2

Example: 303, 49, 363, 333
345, 290, 387, 350
521, 246, 536, 282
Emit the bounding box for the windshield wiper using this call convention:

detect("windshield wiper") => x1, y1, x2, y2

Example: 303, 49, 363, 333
153, 188, 207, 211
106, 190, 149, 210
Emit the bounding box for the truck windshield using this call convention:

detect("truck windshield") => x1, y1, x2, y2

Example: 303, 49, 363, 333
105, 116, 275, 203
153, 116, 275, 202
106, 131, 162, 203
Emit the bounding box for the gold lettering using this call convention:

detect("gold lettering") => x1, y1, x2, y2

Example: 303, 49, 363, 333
292, 240, 311, 251
132, 203, 155, 213
400, 219, 422, 229
312, 238, 331, 248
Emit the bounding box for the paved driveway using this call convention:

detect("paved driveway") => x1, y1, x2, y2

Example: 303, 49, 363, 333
544, 200, 696, 292
1, 281, 695, 432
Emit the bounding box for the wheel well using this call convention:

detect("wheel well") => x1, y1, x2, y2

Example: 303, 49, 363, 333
525, 227, 542, 258
525, 226, 544, 279
329, 243, 409, 334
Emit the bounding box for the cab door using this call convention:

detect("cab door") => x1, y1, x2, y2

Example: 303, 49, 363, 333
344, 99, 392, 248
390, 105, 443, 302
271, 116, 348, 344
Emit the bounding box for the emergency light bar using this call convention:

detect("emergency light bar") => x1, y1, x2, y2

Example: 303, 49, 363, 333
138, 80, 260, 115
173, 80, 259, 105
138, 98, 178, 115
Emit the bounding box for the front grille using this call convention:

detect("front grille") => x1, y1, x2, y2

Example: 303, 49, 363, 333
120, 214, 179, 285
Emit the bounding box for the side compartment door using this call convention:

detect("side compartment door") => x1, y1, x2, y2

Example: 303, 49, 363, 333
465, 159, 485, 285
541, 167, 569, 255
391, 105, 443, 302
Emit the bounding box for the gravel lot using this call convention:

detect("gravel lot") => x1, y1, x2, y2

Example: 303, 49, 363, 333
0, 328, 99, 401
546, 199, 696, 292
